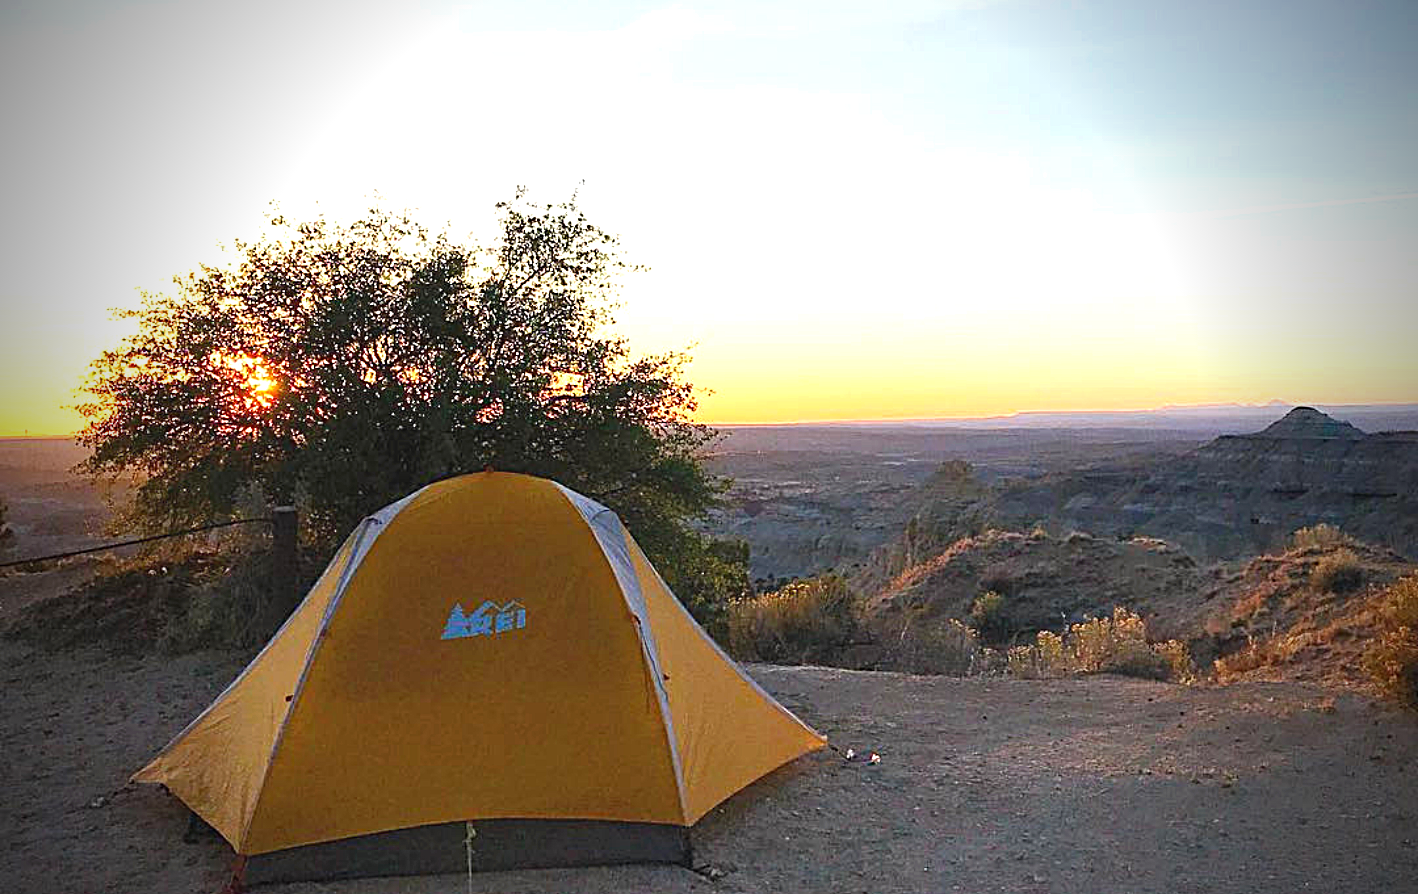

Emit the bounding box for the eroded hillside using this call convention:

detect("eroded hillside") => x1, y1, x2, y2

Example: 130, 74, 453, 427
957, 408, 1418, 562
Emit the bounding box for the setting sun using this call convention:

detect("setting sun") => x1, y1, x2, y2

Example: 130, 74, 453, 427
210, 352, 278, 410
3, 5, 1418, 893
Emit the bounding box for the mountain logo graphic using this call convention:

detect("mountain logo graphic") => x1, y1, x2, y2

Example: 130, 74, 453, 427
441, 600, 527, 640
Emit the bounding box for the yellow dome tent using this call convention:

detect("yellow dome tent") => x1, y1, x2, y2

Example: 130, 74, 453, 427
134, 472, 825, 884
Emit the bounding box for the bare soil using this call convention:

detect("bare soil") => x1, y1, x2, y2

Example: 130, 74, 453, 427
4, 439, 1417, 893
3, 639, 1415, 894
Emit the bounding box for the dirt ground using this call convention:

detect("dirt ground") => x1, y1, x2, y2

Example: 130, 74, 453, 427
3, 639, 1416, 894
4, 442, 1416, 893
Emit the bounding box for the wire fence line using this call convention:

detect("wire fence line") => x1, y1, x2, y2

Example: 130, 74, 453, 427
0, 518, 274, 570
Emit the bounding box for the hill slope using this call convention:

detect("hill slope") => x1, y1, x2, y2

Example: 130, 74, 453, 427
893, 408, 1418, 563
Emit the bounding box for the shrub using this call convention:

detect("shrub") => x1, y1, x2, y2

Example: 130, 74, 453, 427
1068, 608, 1142, 671
1364, 575, 1418, 709
158, 551, 283, 652
1292, 524, 1349, 550
889, 615, 982, 676
2, 547, 315, 653
1310, 548, 1364, 594
726, 575, 857, 665
1004, 607, 1187, 682
969, 590, 1008, 639
1152, 638, 1197, 683
980, 566, 1017, 595
1213, 637, 1274, 681
1069, 608, 1168, 678
1007, 630, 1066, 679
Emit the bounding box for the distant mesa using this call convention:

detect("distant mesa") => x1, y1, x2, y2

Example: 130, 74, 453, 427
1255, 407, 1366, 440
851, 404, 1418, 570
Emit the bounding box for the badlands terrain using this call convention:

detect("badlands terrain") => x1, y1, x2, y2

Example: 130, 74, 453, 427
705, 404, 1418, 580
3, 404, 1418, 893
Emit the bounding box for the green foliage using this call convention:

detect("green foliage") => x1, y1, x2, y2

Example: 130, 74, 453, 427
968, 590, 1008, 639
1292, 523, 1349, 550
1310, 548, 1364, 594
657, 534, 751, 641
726, 575, 857, 665
2, 548, 315, 653
77, 192, 742, 626
1364, 575, 1418, 709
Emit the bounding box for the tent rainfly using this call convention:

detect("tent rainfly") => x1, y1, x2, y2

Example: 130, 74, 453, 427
134, 472, 825, 885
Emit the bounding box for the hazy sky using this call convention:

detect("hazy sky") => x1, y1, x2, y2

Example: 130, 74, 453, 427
2, 0, 1416, 433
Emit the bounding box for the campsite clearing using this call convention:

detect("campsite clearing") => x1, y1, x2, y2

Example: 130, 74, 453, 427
3, 639, 1415, 894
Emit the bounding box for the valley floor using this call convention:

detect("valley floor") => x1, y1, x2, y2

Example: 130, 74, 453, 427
2, 642, 1416, 894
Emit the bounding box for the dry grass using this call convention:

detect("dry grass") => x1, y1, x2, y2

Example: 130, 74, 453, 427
886, 614, 987, 675
1211, 623, 1349, 681
1291, 523, 1350, 550
1006, 608, 1191, 682
1214, 636, 1283, 680
726, 575, 858, 665
1363, 575, 1418, 709
1310, 548, 1364, 593
2, 547, 302, 653
1230, 586, 1272, 624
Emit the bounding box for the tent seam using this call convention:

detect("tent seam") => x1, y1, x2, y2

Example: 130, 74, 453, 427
128, 530, 354, 779
553, 484, 691, 825
236, 485, 427, 852
234, 519, 375, 851
628, 536, 828, 746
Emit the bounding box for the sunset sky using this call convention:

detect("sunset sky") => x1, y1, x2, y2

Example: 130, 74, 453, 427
2, 0, 1416, 434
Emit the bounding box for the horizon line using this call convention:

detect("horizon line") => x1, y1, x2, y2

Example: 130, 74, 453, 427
701, 399, 1418, 427
10, 399, 1418, 439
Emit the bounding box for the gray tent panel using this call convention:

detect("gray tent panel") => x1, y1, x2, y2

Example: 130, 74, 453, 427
242, 818, 691, 885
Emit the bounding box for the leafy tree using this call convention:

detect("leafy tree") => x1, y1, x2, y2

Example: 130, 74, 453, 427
78, 192, 748, 627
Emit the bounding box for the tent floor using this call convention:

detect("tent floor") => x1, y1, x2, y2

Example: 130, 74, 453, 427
238, 818, 692, 885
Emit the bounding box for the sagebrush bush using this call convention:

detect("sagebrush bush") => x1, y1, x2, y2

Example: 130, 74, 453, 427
969, 590, 1008, 640
1005, 608, 1189, 682
1068, 608, 1168, 678
726, 575, 857, 665
1152, 638, 1197, 683
1310, 548, 1364, 594
159, 551, 279, 651
2, 546, 317, 653
1213, 638, 1273, 680
1364, 575, 1418, 709
889, 614, 983, 675
1007, 630, 1066, 679
1292, 523, 1349, 550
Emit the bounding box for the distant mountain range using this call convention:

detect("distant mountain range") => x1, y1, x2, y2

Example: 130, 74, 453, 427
726, 402, 1418, 436
879, 407, 1418, 566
